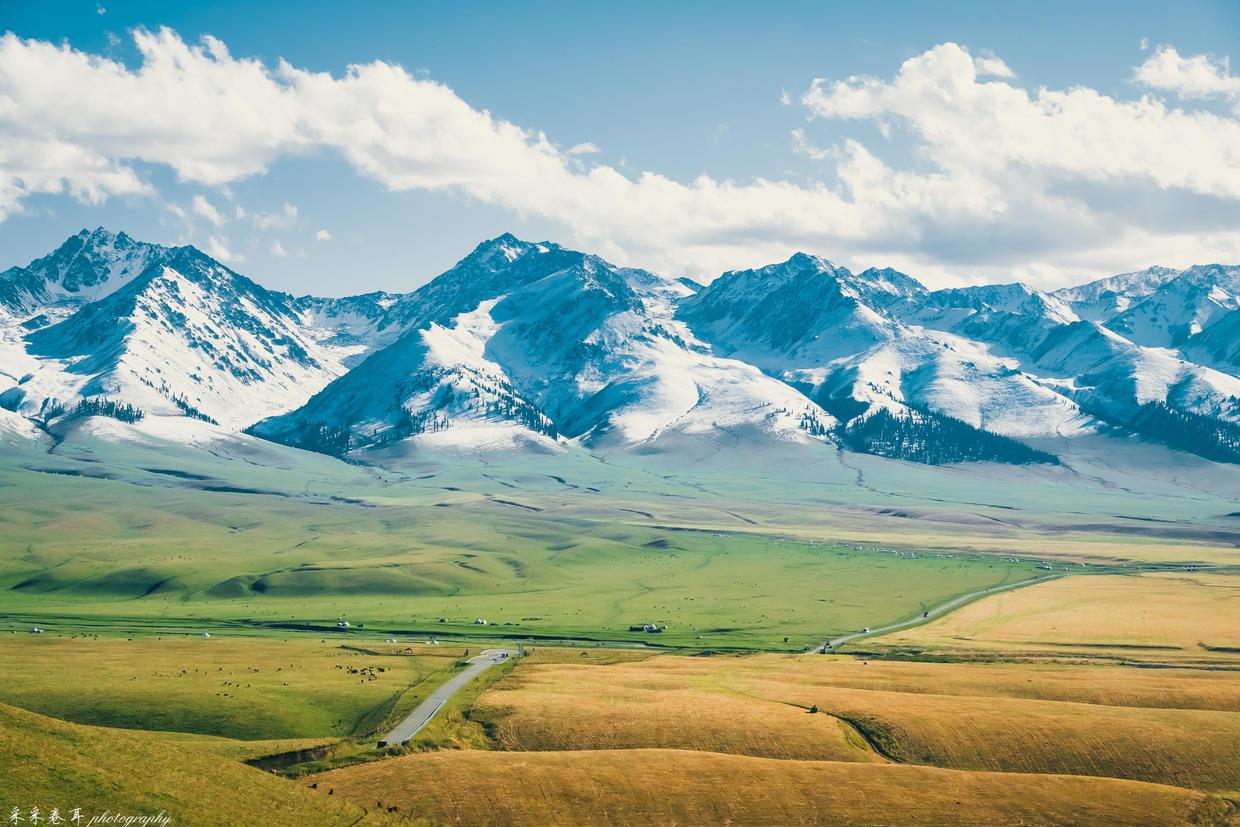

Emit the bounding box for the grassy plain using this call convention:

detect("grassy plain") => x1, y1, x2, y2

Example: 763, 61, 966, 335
310, 747, 1228, 826
875, 571, 1240, 664
3, 424, 1238, 656
3, 426, 1240, 823
476, 653, 1240, 793
0, 452, 1058, 651
480, 654, 884, 762
727, 656, 1240, 711
0, 635, 459, 740
0, 702, 382, 826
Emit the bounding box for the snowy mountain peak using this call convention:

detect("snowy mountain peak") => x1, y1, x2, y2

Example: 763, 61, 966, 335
855, 267, 928, 300
1106, 263, 1240, 347
31, 227, 157, 290
3, 238, 410, 431
465, 233, 560, 269
783, 251, 841, 272
1176, 263, 1240, 293
4, 230, 1240, 468
379, 234, 601, 334
717, 254, 925, 308
17, 247, 350, 428
928, 282, 1079, 325
0, 227, 168, 315
1052, 265, 1181, 322
253, 238, 836, 454
677, 254, 907, 369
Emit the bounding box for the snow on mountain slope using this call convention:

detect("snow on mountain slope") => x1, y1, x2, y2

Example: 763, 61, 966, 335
887, 283, 1240, 429
680, 264, 1093, 440
1105, 264, 1240, 348
680, 254, 1239, 451
374, 233, 591, 333
0, 228, 165, 317
254, 237, 834, 454
886, 282, 1083, 361
676, 254, 915, 370
925, 282, 1080, 326
1070, 344, 1240, 423
0, 230, 419, 431
1023, 320, 1134, 377
0, 404, 39, 442
975, 318, 1240, 428
1051, 266, 1180, 322
292, 291, 405, 367
18, 247, 364, 429
4, 228, 1238, 467
804, 332, 1093, 438
1183, 307, 1240, 377
501, 260, 830, 448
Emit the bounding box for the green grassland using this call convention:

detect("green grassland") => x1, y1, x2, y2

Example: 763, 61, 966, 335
0, 635, 460, 740
3, 422, 1235, 652
0, 463, 1050, 650
2, 386, 1238, 825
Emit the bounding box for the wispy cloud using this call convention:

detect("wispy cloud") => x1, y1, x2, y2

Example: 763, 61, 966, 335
206, 234, 243, 263
192, 194, 225, 227
250, 202, 298, 231
790, 128, 832, 161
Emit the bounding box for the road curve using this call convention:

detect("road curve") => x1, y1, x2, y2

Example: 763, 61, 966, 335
821, 573, 1063, 652
380, 648, 514, 746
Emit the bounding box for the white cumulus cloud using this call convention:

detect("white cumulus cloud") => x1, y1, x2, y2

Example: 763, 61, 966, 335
801, 42, 1240, 199
1134, 45, 1240, 104
0, 30, 1238, 285
314, 228, 332, 241
973, 50, 1015, 79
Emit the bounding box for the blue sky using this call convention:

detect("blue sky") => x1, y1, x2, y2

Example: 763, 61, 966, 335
1, 0, 1238, 294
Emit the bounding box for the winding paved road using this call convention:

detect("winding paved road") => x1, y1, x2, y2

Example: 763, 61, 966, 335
380, 648, 514, 746
821, 573, 1063, 651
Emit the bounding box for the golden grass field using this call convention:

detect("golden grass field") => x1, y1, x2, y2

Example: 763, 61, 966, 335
5, 570, 1238, 824
310, 747, 1230, 826
0, 702, 391, 826
483, 660, 884, 762
753, 657, 1240, 711
474, 654, 1240, 794
876, 571, 1240, 664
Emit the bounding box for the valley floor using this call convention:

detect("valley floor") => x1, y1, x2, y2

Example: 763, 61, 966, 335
1, 423, 1238, 823
2, 567, 1238, 825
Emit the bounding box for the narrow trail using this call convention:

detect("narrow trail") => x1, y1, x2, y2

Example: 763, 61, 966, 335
379, 648, 513, 746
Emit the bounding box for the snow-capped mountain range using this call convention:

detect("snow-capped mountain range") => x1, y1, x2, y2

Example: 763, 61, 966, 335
254, 235, 830, 454
3, 228, 1239, 466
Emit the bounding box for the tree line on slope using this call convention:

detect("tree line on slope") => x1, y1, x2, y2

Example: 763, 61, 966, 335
833, 406, 1061, 466
1128, 402, 1240, 464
